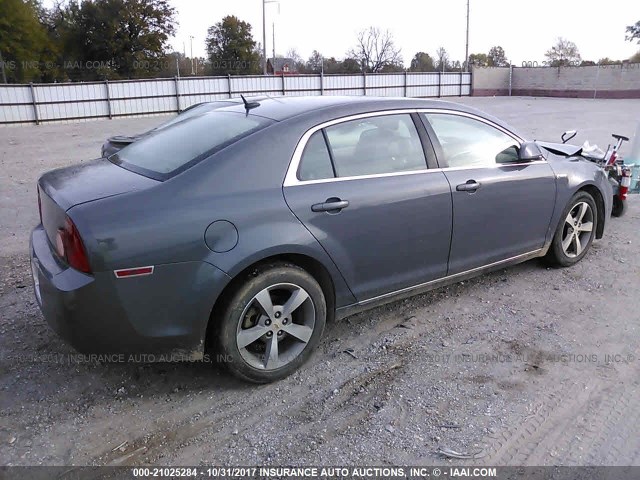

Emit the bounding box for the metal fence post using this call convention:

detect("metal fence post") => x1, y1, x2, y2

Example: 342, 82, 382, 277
104, 79, 112, 119
228, 74, 233, 98
509, 65, 513, 97
174, 76, 181, 112
29, 83, 39, 125
404, 71, 408, 97
282, 73, 286, 95
437, 72, 442, 98
320, 72, 324, 95
363, 71, 367, 96
459, 72, 463, 96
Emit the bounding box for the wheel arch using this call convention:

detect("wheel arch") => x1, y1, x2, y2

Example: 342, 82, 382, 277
204, 252, 338, 353
577, 183, 605, 239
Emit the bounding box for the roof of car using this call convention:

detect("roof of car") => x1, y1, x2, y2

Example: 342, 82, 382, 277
207, 96, 524, 139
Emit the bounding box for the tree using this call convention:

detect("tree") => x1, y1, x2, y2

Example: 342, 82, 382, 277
630, 51, 640, 63
0, 0, 49, 82
380, 62, 405, 72
488, 46, 508, 66
468, 53, 489, 67
285, 48, 306, 73
409, 52, 435, 72
158, 51, 196, 78
50, 0, 177, 80
626, 20, 640, 43
206, 15, 261, 75
339, 57, 362, 73
544, 38, 581, 67
1, 0, 177, 82
579, 60, 597, 66
322, 56, 340, 74
348, 27, 402, 73
598, 57, 622, 65
306, 50, 323, 73
435, 47, 450, 72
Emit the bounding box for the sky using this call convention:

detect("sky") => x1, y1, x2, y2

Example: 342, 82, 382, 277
167, 0, 640, 64
42, 0, 640, 64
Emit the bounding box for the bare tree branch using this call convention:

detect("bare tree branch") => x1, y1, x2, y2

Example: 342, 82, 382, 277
544, 37, 581, 67
348, 27, 402, 73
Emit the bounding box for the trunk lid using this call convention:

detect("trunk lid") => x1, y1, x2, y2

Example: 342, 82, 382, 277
38, 157, 160, 212
38, 158, 160, 255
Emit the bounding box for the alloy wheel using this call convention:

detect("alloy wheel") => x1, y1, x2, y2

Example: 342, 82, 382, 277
561, 201, 594, 258
236, 283, 315, 370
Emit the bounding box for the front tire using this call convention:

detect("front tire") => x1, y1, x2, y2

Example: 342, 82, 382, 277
546, 191, 598, 267
216, 263, 326, 383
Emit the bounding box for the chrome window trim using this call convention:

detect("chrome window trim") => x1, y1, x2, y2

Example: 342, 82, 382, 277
427, 160, 548, 172
283, 108, 531, 187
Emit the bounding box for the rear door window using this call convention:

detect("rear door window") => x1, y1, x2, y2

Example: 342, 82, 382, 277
298, 131, 335, 181
111, 111, 273, 180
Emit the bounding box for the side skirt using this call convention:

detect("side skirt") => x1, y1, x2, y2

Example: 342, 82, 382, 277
335, 249, 546, 321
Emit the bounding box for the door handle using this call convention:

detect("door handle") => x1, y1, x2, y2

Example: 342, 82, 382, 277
456, 180, 481, 192
311, 198, 350, 213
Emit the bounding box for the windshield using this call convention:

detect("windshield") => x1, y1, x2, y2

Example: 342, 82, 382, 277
110, 111, 273, 180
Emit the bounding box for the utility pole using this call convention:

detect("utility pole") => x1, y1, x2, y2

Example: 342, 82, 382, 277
190, 36, 195, 75
465, 0, 470, 72
262, 0, 280, 75
272, 22, 276, 71
262, 0, 267, 75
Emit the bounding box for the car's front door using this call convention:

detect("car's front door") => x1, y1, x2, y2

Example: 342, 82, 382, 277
421, 112, 556, 275
283, 112, 452, 301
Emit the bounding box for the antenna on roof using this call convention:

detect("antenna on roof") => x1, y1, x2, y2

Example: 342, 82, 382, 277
240, 95, 260, 114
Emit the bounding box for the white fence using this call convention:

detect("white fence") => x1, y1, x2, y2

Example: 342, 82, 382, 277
0, 72, 471, 126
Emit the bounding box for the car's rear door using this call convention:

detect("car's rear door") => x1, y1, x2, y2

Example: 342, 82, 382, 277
283, 112, 452, 302
420, 112, 556, 275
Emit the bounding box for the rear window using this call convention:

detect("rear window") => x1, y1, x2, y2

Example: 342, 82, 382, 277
110, 111, 273, 180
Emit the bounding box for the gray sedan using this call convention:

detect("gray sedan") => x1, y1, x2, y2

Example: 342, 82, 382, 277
30, 96, 612, 383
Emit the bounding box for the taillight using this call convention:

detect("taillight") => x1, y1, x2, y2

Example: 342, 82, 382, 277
37, 186, 43, 224
55, 216, 91, 273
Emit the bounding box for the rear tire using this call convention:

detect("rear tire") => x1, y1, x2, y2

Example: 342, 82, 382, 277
545, 191, 598, 267
215, 263, 326, 383
611, 195, 627, 218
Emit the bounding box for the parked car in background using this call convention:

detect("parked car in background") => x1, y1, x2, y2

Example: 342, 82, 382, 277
32, 96, 612, 383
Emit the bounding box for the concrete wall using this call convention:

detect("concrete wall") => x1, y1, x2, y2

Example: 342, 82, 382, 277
472, 64, 640, 99
471, 67, 511, 96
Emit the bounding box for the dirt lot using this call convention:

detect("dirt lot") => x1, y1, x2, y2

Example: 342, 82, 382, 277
1, 97, 639, 467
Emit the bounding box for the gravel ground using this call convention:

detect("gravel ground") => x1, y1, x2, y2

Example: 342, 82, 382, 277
1, 97, 639, 467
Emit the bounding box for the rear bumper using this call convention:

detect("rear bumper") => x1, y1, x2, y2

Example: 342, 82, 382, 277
30, 225, 231, 358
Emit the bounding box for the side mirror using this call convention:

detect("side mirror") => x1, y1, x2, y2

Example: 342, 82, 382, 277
561, 130, 577, 144
519, 142, 544, 162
